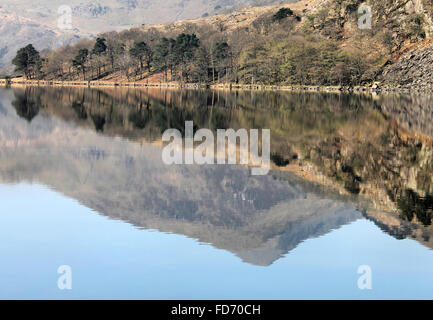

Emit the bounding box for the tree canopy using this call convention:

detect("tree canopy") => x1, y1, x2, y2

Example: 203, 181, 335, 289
12, 44, 41, 79
11, 5, 392, 87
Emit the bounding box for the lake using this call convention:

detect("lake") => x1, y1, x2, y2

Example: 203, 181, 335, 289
0, 86, 432, 299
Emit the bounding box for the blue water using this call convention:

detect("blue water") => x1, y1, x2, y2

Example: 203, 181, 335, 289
1, 86, 433, 300
1, 183, 433, 300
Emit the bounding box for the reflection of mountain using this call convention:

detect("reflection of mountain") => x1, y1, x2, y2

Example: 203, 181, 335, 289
1, 86, 433, 263
7, 86, 433, 218
362, 209, 433, 252
0, 87, 363, 266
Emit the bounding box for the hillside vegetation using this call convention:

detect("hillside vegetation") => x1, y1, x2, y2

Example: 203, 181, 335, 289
0, 0, 298, 73
8, 0, 433, 87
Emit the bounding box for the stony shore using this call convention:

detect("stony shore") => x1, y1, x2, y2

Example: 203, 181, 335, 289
2, 78, 430, 93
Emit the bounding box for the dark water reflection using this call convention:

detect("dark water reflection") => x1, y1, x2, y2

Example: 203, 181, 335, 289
0, 86, 433, 267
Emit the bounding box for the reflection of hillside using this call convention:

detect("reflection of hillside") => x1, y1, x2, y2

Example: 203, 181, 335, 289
363, 209, 433, 252
379, 93, 433, 138
8, 86, 433, 225
1, 86, 432, 262
0, 88, 365, 266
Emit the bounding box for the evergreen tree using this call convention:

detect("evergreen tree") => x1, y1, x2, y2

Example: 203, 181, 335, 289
72, 49, 89, 80
92, 38, 107, 78
92, 38, 107, 55
107, 41, 125, 71
153, 37, 176, 82
12, 44, 41, 79
212, 41, 231, 82
191, 46, 210, 83
173, 33, 200, 82
273, 8, 293, 21
129, 41, 153, 73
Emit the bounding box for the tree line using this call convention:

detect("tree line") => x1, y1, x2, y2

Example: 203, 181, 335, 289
11, 7, 393, 86
13, 33, 233, 84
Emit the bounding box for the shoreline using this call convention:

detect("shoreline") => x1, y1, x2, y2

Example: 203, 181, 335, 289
0, 78, 421, 93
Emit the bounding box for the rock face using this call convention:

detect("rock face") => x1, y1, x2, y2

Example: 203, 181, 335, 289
294, 0, 433, 88
306, 0, 432, 39
382, 44, 433, 90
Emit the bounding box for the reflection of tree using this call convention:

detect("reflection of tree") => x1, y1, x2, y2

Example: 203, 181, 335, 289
270, 153, 290, 167
12, 89, 42, 122
91, 114, 106, 132
11, 86, 433, 225
129, 111, 150, 129
72, 101, 88, 120
398, 189, 433, 226
129, 100, 151, 129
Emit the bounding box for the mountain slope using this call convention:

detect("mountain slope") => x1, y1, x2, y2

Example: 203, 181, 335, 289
3, 0, 433, 87
0, 9, 79, 74
0, 0, 298, 73
303, 0, 433, 88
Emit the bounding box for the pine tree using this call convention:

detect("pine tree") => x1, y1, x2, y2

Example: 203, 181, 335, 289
212, 41, 231, 82
12, 44, 41, 79
174, 33, 200, 83
153, 38, 176, 82
72, 49, 89, 80
92, 38, 107, 55
129, 41, 153, 74
92, 38, 107, 79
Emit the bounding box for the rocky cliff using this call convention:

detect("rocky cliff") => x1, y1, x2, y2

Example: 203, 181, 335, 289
382, 43, 433, 89
303, 0, 433, 88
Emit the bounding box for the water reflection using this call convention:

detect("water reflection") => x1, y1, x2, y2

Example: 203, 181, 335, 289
11, 89, 43, 122
1, 86, 433, 266
10, 87, 433, 211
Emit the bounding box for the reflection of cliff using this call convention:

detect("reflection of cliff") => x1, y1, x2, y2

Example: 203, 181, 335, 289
0, 88, 364, 266
379, 93, 433, 138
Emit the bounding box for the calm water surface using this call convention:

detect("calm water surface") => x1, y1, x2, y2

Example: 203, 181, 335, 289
0, 87, 432, 299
